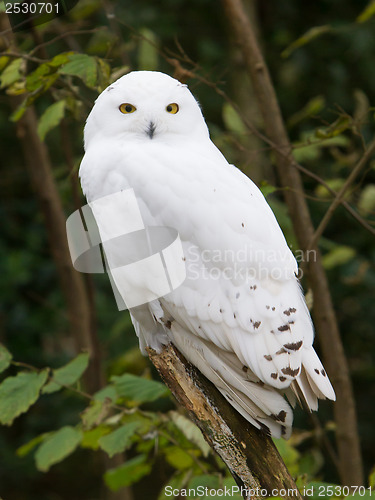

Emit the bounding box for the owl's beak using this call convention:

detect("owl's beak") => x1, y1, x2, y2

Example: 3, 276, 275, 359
146, 121, 156, 139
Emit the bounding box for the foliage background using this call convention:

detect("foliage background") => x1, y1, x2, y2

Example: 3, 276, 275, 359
0, 0, 375, 498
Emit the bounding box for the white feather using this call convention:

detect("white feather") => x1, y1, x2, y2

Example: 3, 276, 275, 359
79, 70, 335, 438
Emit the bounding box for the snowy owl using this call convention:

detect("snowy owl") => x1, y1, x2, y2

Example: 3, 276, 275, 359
79, 70, 335, 438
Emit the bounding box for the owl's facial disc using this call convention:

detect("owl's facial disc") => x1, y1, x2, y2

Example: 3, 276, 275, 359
147, 121, 156, 139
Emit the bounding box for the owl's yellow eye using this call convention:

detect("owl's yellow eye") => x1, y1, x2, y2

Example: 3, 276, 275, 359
166, 103, 179, 114
119, 103, 136, 114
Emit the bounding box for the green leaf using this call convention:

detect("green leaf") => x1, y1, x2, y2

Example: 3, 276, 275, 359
138, 28, 159, 71
164, 446, 194, 470
297, 449, 324, 478
322, 246, 356, 270
81, 425, 112, 450
42, 352, 89, 394
292, 132, 349, 163
222, 477, 243, 499
111, 373, 169, 404
0, 344, 12, 373
10, 96, 31, 122
222, 102, 246, 135
26, 63, 53, 92
93, 384, 117, 403
81, 399, 110, 429
37, 100, 66, 141
96, 58, 111, 91
49, 52, 73, 68
358, 184, 375, 215
369, 466, 375, 488
35, 426, 82, 472
59, 54, 98, 89
315, 178, 346, 199
169, 411, 211, 457
17, 433, 49, 457
188, 474, 220, 490
259, 181, 278, 198
104, 454, 152, 491
0, 370, 48, 425
158, 473, 187, 500
0, 58, 23, 89
315, 116, 352, 139
357, 1, 375, 23
0, 55, 10, 71
273, 438, 300, 476
288, 96, 325, 128
282, 25, 331, 58
99, 422, 141, 458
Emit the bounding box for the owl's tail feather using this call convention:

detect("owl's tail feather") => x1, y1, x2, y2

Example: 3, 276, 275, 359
169, 322, 294, 439
290, 347, 336, 412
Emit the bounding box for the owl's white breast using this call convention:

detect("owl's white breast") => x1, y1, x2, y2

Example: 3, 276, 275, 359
80, 135, 296, 277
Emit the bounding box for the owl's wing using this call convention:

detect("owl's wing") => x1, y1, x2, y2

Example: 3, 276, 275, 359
133, 264, 334, 438
132, 159, 334, 437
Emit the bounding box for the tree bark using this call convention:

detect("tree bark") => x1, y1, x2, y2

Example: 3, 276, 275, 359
221, 0, 363, 486
148, 344, 303, 500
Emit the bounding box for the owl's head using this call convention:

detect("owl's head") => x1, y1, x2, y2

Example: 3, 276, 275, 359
84, 71, 209, 148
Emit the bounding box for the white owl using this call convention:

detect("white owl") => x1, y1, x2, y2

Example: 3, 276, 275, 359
79, 70, 335, 438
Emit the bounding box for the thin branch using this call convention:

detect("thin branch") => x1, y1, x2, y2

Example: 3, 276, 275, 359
309, 137, 375, 248
0, 50, 45, 63
28, 28, 105, 55
294, 163, 375, 237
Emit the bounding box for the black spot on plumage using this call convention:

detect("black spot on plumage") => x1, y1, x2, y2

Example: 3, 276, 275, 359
253, 321, 261, 329
264, 354, 273, 361
277, 410, 287, 423
279, 376, 287, 382
321, 369, 326, 377
278, 324, 290, 332
283, 340, 303, 351
271, 372, 278, 379
283, 307, 297, 316
314, 368, 320, 374
281, 366, 300, 377
276, 347, 287, 355
165, 320, 172, 329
